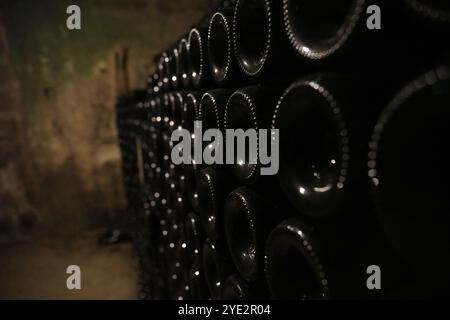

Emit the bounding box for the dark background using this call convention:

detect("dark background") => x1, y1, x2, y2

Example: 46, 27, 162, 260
0, 0, 218, 299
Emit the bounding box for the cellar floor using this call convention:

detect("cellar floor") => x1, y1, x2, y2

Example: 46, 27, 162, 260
0, 229, 139, 300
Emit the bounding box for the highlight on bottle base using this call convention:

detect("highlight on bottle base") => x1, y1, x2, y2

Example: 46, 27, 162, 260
0, 0, 449, 305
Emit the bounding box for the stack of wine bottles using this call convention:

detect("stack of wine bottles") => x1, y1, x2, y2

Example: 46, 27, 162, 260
117, 0, 450, 300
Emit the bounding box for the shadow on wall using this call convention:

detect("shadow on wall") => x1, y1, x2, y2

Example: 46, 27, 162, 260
0, 0, 219, 243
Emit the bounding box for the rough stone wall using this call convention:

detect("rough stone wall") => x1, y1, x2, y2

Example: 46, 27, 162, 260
0, 15, 37, 243
0, 0, 219, 242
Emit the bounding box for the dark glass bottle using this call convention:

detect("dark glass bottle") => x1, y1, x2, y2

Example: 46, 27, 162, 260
169, 91, 185, 129
145, 74, 155, 96
282, 0, 365, 60
265, 218, 331, 300
159, 131, 173, 172
177, 215, 192, 300
266, 215, 406, 299
233, 0, 297, 82
282, 0, 449, 78
188, 255, 210, 300
224, 186, 281, 282
233, 0, 272, 79
182, 91, 203, 132
150, 95, 164, 132
182, 92, 204, 211
199, 89, 232, 132
369, 63, 450, 281
167, 260, 188, 300
183, 164, 200, 212
197, 166, 237, 242
224, 86, 281, 185
160, 93, 172, 132
271, 75, 406, 295
169, 47, 180, 90
222, 274, 268, 300
271, 73, 379, 218
178, 38, 191, 89
157, 52, 171, 92
185, 212, 204, 265
188, 27, 211, 88
202, 239, 234, 300
207, 9, 240, 86
164, 190, 191, 300
161, 220, 184, 299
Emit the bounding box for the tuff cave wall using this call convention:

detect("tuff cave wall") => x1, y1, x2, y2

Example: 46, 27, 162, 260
0, 0, 219, 243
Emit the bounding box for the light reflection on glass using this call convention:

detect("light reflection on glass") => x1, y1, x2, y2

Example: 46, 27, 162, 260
314, 185, 332, 193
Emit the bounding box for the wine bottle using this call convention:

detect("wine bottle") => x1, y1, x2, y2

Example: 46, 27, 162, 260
188, 27, 211, 88
233, 0, 298, 82
159, 131, 173, 171
282, 1, 449, 78
150, 95, 164, 132
171, 191, 188, 225
171, 47, 181, 90
169, 91, 185, 129
369, 63, 450, 281
160, 93, 172, 132
182, 91, 203, 132
145, 74, 155, 96
222, 274, 268, 300
233, 0, 273, 79
265, 218, 332, 300
272, 74, 408, 295
182, 92, 204, 211
165, 49, 178, 91
199, 89, 232, 132
166, 258, 187, 300
161, 220, 185, 300
202, 239, 234, 300
176, 213, 192, 297
207, 9, 240, 86
165, 195, 191, 300
178, 38, 191, 89
185, 212, 205, 264
157, 52, 171, 92
183, 164, 200, 212
188, 255, 210, 299
267, 215, 407, 299
271, 73, 385, 218
282, 0, 366, 61
224, 186, 281, 282
197, 166, 237, 242
224, 86, 281, 185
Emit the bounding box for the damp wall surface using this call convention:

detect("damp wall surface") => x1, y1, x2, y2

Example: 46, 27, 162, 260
0, 0, 219, 242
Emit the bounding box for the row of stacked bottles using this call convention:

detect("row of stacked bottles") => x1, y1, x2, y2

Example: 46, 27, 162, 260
116, 0, 450, 299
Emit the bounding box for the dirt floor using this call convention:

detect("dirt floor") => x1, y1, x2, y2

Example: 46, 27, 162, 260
0, 230, 139, 300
